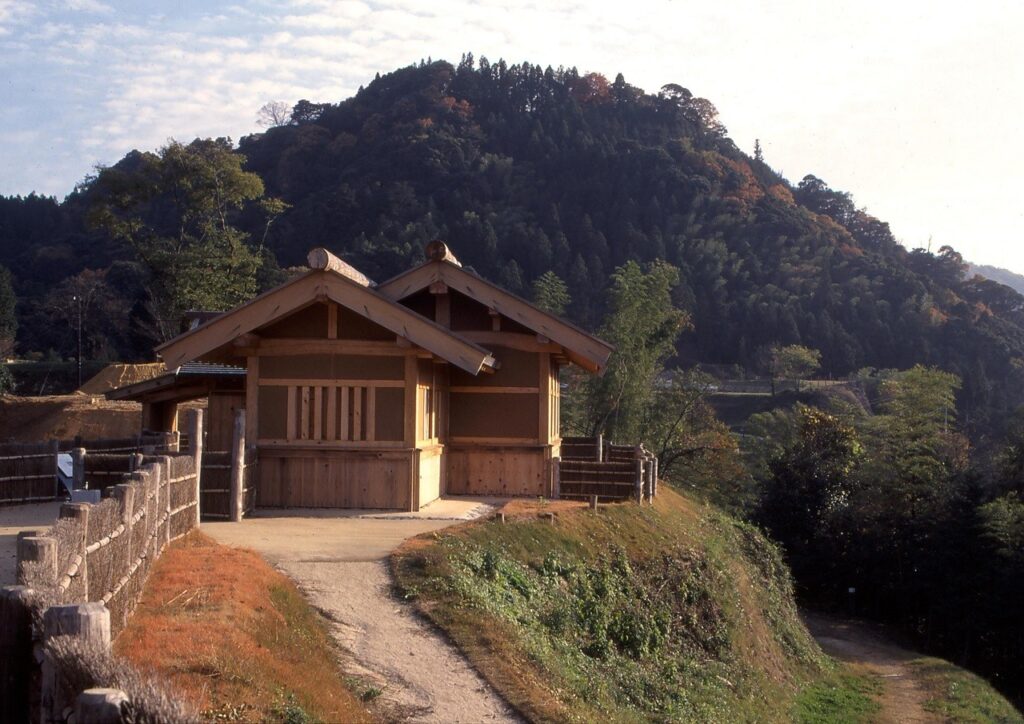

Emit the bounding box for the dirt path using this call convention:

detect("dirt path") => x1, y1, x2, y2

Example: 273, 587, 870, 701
804, 613, 938, 723
205, 500, 519, 723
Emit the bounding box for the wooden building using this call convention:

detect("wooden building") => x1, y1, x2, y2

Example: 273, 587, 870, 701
112, 242, 613, 511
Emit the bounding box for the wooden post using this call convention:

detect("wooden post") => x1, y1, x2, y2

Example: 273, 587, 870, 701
552, 457, 561, 499
60, 503, 90, 600
161, 457, 171, 549
595, 434, 603, 462
229, 410, 245, 523
49, 439, 59, 496
112, 484, 134, 575
72, 447, 86, 491
0, 586, 35, 724
16, 535, 57, 585
75, 689, 128, 724
651, 456, 658, 498
590, 494, 599, 510
635, 456, 644, 504
128, 453, 144, 473
42, 602, 111, 724
187, 408, 204, 527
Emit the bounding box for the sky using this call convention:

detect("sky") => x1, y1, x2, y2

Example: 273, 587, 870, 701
1, 0, 1022, 271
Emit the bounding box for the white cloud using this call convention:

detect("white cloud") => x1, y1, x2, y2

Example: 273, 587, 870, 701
64, 0, 113, 14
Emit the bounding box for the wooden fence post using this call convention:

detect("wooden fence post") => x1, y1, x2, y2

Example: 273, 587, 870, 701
630, 452, 638, 503
16, 534, 57, 585
60, 503, 90, 600
187, 408, 204, 527
229, 410, 246, 523
552, 457, 560, 500
75, 688, 128, 724
72, 447, 86, 491
595, 433, 603, 462
651, 456, 658, 498
112, 483, 134, 577
49, 439, 59, 496
128, 453, 144, 473
42, 602, 111, 724
161, 457, 171, 550
0, 585, 35, 723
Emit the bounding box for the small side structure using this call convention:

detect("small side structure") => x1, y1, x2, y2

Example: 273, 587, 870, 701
109, 241, 614, 511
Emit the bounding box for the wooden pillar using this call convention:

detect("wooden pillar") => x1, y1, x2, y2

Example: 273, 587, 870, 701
60, 503, 90, 600
595, 434, 603, 463
0, 585, 35, 724
187, 408, 204, 527
229, 410, 245, 523
538, 353, 551, 444
245, 356, 259, 447
16, 535, 57, 585
651, 456, 658, 498
42, 603, 111, 724
552, 457, 560, 500
75, 689, 128, 724
71, 447, 86, 491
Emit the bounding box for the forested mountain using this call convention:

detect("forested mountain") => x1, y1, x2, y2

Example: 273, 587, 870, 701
3, 56, 1024, 435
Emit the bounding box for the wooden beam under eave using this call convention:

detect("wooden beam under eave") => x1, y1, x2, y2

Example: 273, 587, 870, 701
404, 354, 417, 447
245, 356, 259, 445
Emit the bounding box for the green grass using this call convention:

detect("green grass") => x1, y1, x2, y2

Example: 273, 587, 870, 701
910, 658, 1023, 723
393, 489, 832, 723
793, 672, 882, 723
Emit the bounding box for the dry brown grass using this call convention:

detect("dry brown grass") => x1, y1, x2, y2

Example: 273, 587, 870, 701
114, 531, 373, 723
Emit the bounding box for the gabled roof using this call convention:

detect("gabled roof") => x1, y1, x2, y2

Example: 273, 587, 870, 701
378, 242, 614, 374
155, 249, 498, 375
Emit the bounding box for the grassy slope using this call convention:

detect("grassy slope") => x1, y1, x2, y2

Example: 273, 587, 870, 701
393, 489, 874, 723
911, 658, 1023, 723
115, 532, 373, 723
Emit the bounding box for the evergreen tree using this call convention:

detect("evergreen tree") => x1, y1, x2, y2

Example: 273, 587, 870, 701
531, 270, 571, 315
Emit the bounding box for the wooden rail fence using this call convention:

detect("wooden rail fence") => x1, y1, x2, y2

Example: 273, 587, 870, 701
558, 435, 657, 503
0, 433, 178, 506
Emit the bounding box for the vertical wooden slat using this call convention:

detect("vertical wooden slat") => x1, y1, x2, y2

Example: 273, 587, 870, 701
366, 385, 376, 441
300, 387, 311, 440
313, 386, 323, 441
353, 387, 363, 442
327, 303, 338, 339
340, 387, 350, 441
286, 386, 297, 441
326, 386, 337, 441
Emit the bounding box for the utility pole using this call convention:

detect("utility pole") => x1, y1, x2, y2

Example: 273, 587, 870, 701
72, 294, 82, 388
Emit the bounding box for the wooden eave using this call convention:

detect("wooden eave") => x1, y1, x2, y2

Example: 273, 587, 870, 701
378, 261, 614, 375
154, 270, 498, 375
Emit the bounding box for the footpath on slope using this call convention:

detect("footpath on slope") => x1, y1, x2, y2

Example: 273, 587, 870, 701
205, 499, 519, 723
804, 612, 938, 724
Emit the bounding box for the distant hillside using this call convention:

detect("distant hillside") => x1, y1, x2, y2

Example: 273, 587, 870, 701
3, 56, 1024, 432
969, 262, 1024, 296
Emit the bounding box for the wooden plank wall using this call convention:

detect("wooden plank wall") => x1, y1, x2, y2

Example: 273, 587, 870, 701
445, 446, 548, 497
257, 448, 413, 509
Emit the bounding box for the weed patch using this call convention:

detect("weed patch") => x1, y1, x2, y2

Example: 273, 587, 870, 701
393, 488, 830, 722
